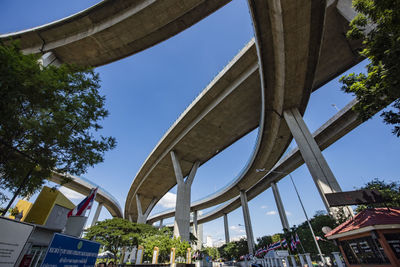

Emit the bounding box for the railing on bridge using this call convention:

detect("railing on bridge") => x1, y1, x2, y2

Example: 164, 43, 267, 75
242, 251, 345, 267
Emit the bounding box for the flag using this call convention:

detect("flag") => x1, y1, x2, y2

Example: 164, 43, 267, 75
67, 187, 98, 217
290, 239, 296, 250
295, 233, 301, 244
281, 239, 287, 248
268, 240, 282, 251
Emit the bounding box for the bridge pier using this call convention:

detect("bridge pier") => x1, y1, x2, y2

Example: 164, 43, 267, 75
192, 211, 203, 249
223, 213, 230, 244
171, 151, 200, 242
240, 190, 254, 255
271, 182, 290, 230
136, 194, 157, 224
193, 210, 198, 248
283, 108, 353, 217
197, 218, 203, 250
159, 218, 163, 229
91, 202, 103, 227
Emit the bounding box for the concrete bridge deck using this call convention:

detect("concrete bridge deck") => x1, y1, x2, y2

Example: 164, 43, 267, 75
0, 0, 230, 67
125, 1, 362, 222
0, 0, 362, 224
50, 173, 123, 218
191, 99, 362, 225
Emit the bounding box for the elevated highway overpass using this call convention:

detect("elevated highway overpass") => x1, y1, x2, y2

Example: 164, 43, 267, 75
0, 0, 232, 220
148, 98, 361, 225
49, 173, 123, 218
1, 0, 364, 247
0, 0, 231, 67
125, 1, 362, 224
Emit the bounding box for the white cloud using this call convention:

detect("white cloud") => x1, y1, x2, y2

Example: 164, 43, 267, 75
59, 186, 84, 200
158, 192, 176, 208
229, 225, 245, 234
266, 210, 277, 215
260, 205, 268, 209
286, 211, 292, 216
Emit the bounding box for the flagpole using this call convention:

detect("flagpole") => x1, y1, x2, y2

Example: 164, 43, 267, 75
288, 174, 325, 265
297, 235, 306, 254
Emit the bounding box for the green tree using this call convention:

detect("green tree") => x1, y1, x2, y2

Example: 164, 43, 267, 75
356, 178, 400, 212
85, 218, 157, 262
203, 247, 220, 260
218, 238, 248, 261
141, 227, 190, 263
0, 43, 116, 207
340, 0, 400, 136
256, 235, 272, 250
291, 211, 339, 257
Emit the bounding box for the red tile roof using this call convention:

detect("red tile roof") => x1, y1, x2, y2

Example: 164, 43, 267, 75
325, 208, 400, 237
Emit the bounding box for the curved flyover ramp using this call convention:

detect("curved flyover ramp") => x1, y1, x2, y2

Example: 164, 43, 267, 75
125, 40, 260, 221
125, 0, 337, 222
186, 99, 362, 225
50, 173, 123, 218
0, 0, 230, 67
142, 1, 363, 224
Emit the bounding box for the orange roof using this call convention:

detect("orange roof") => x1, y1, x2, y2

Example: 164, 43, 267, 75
325, 208, 400, 238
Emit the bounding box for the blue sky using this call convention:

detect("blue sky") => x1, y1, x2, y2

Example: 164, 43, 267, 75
1, 0, 398, 245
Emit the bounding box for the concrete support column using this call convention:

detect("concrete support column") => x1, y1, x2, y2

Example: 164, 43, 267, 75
239, 190, 255, 255
193, 210, 198, 248
171, 151, 200, 242
271, 182, 289, 230
136, 194, 157, 224
283, 108, 353, 217
91, 202, 103, 227
159, 219, 163, 229
197, 223, 203, 250
223, 213, 230, 244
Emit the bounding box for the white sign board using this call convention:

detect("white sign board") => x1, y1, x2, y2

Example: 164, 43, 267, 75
0, 217, 34, 267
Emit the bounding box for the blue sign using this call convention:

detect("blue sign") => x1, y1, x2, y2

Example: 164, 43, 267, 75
41, 233, 100, 267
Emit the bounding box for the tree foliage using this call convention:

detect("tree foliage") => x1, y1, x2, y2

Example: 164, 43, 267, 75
356, 178, 400, 212
218, 238, 248, 261
202, 247, 220, 261
256, 235, 272, 250
141, 227, 190, 263
0, 43, 116, 204
85, 218, 157, 261
85, 220, 191, 264
340, 0, 400, 136
290, 211, 339, 257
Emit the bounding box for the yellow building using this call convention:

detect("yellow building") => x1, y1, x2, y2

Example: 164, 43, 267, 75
23, 186, 75, 229
8, 199, 33, 221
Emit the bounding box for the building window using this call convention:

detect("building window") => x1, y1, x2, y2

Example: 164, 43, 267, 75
384, 233, 400, 259
340, 235, 390, 264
